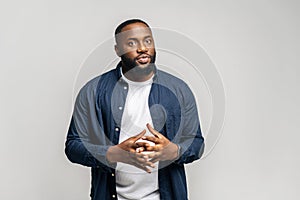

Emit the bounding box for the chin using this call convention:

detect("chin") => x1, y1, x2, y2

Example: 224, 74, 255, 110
136, 62, 150, 68
132, 63, 155, 75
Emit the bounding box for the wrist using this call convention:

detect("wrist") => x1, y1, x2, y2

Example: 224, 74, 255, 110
106, 145, 120, 163
169, 142, 180, 160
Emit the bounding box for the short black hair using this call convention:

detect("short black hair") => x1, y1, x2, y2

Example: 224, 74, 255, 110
114, 19, 150, 36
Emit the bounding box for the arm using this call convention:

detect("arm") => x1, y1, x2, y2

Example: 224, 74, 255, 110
172, 84, 205, 165
65, 79, 155, 172
145, 83, 205, 165
64, 82, 112, 170
65, 117, 111, 169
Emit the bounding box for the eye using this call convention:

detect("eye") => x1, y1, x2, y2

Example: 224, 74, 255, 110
127, 41, 136, 47
145, 38, 152, 44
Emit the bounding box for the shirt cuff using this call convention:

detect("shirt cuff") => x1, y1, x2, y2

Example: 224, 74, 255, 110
175, 144, 181, 161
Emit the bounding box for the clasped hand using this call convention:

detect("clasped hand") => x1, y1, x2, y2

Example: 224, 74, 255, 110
107, 124, 178, 173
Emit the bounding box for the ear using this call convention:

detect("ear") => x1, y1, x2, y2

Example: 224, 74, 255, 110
115, 44, 121, 57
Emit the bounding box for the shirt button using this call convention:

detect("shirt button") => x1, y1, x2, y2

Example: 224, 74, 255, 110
118, 106, 123, 110
112, 173, 115, 177
115, 127, 119, 131
112, 194, 116, 198
124, 86, 127, 90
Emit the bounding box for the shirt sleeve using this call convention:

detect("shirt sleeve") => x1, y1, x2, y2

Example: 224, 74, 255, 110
172, 83, 205, 165
65, 79, 113, 171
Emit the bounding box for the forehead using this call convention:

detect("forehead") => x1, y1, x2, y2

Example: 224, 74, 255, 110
117, 23, 153, 41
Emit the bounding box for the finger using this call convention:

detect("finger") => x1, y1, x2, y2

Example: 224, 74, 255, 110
128, 148, 136, 153
147, 152, 160, 163
146, 123, 161, 138
130, 152, 154, 165
127, 151, 144, 162
132, 142, 150, 151
145, 145, 160, 151
142, 136, 159, 144
134, 158, 156, 169
144, 160, 156, 168
135, 156, 146, 163
132, 152, 155, 165
135, 154, 150, 163
133, 129, 147, 142
130, 152, 146, 159
133, 163, 152, 173
135, 142, 151, 148
136, 147, 144, 153
147, 152, 158, 159
132, 156, 155, 171
149, 158, 160, 163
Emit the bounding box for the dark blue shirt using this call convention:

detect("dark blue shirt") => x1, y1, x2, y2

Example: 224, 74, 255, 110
65, 63, 205, 200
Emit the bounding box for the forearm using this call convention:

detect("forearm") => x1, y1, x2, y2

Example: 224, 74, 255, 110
174, 133, 204, 164
165, 142, 179, 161
65, 138, 111, 169
106, 145, 124, 163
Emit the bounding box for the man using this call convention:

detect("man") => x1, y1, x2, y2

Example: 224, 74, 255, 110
65, 19, 204, 200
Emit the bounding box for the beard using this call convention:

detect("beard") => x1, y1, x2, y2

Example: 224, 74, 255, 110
121, 51, 156, 76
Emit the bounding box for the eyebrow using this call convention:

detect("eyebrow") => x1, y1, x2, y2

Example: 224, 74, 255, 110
127, 35, 152, 40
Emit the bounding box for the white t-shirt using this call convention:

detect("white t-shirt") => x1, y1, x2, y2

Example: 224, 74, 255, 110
116, 70, 160, 200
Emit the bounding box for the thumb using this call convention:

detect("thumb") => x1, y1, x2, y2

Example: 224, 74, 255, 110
146, 123, 160, 138
134, 129, 146, 141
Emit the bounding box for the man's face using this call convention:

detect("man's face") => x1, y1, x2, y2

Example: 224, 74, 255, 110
115, 22, 156, 75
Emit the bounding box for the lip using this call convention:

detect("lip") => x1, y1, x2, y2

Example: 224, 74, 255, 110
136, 54, 151, 64
136, 54, 150, 60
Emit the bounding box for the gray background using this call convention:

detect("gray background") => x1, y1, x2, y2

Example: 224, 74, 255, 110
1, 0, 299, 199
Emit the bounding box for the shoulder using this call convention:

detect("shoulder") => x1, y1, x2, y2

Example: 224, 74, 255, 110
156, 69, 187, 85
77, 68, 118, 100
156, 69, 193, 97
82, 68, 118, 91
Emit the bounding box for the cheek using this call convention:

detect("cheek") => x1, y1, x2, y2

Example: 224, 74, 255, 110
122, 46, 137, 56
149, 48, 156, 55
124, 51, 137, 60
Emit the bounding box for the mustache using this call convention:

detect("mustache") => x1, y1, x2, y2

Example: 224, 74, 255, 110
135, 54, 151, 60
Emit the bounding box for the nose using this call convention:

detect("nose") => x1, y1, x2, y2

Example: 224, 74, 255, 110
137, 43, 148, 53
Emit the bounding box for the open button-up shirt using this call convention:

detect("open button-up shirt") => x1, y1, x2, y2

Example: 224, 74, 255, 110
65, 62, 205, 200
